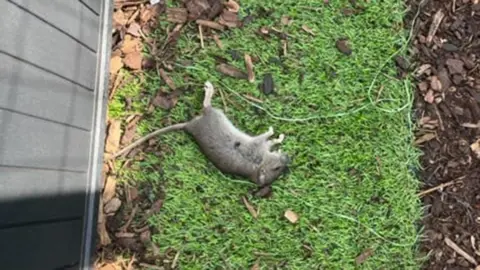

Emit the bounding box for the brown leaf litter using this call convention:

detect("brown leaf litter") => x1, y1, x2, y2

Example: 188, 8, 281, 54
216, 63, 248, 79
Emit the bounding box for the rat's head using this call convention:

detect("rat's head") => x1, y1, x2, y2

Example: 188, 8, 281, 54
255, 152, 290, 186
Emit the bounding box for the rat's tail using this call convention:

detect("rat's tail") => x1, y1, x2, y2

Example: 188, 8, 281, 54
109, 123, 187, 160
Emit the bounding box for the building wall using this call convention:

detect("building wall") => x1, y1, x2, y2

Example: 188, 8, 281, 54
0, 0, 110, 269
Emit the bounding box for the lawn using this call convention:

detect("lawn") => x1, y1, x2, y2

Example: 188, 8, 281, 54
110, 0, 422, 268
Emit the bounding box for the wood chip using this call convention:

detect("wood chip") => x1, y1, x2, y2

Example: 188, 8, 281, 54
242, 196, 258, 218
166, 7, 188, 23
284, 209, 299, 223
471, 139, 480, 158
216, 63, 248, 79
427, 10, 445, 44
244, 54, 255, 83
196, 19, 225, 31
424, 90, 435, 104
414, 133, 436, 145
115, 232, 135, 238
445, 237, 478, 265
430, 76, 442, 91
301, 25, 316, 36
159, 68, 176, 90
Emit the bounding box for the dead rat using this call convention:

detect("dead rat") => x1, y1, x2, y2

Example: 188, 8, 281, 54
111, 81, 290, 187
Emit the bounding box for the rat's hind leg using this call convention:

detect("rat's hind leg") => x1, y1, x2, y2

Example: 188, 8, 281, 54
254, 126, 274, 141
203, 81, 215, 108
268, 134, 285, 148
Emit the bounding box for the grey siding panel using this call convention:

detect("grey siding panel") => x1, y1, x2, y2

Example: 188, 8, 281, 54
0, 219, 83, 269
0, 110, 90, 172
0, 1, 96, 90
0, 167, 86, 227
80, 0, 101, 15
0, 53, 94, 130
11, 0, 100, 51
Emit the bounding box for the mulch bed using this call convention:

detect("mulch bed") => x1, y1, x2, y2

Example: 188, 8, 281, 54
406, 0, 480, 268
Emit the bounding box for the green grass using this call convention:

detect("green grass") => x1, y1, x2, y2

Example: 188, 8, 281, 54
111, 0, 423, 268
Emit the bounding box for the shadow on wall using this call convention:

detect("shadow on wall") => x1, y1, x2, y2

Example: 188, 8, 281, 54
0, 191, 100, 270
0, 0, 104, 269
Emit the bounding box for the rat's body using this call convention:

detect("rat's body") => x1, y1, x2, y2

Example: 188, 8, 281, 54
112, 82, 289, 186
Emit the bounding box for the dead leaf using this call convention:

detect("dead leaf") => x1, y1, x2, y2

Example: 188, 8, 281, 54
159, 68, 176, 90
250, 260, 260, 270
97, 263, 120, 270
301, 25, 315, 36
284, 209, 299, 223
219, 10, 241, 28
414, 133, 436, 145
127, 186, 139, 202
166, 7, 188, 23
103, 175, 117, 203
414, 64, 432, 77
146, 199, 164, 216
244, 54, 255, 83
225, 0, 240, 13
355, 248, 374, 265
104, 197, 122, 215
127, 22, 142, 37
252, 185, 273, 198
260, 73, 275, 95
123, 52, 143, 70
149, 89, 180, 111
424, 89, 435, 104
121, 115, 141, 146
105, 120, 122, 154
140, 4, 163, 23
335, 38, 352, 55
121, 35, 142, 54
216, 63, 248, 79
281, 15, 291, 25
471, 139, 480, 158
242, 196, 258, 218
142, 57, 156, 70
110, 56, 124, 75
113, 10, 127, 29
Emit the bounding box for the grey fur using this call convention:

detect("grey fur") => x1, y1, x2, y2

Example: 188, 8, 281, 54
113, 81, 290, 186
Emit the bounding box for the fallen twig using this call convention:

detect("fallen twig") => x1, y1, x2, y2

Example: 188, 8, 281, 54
199, 25, 204, 49
139, 263, 165, 270
196, 20, 225, 31
172, 251, 181, 269
212, 34, 224, 49
427, 9, 445, 44
445, 237, 478, 265
243, 94, 263, 104
418, 176, 464, 197
119, 204, 138, 232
